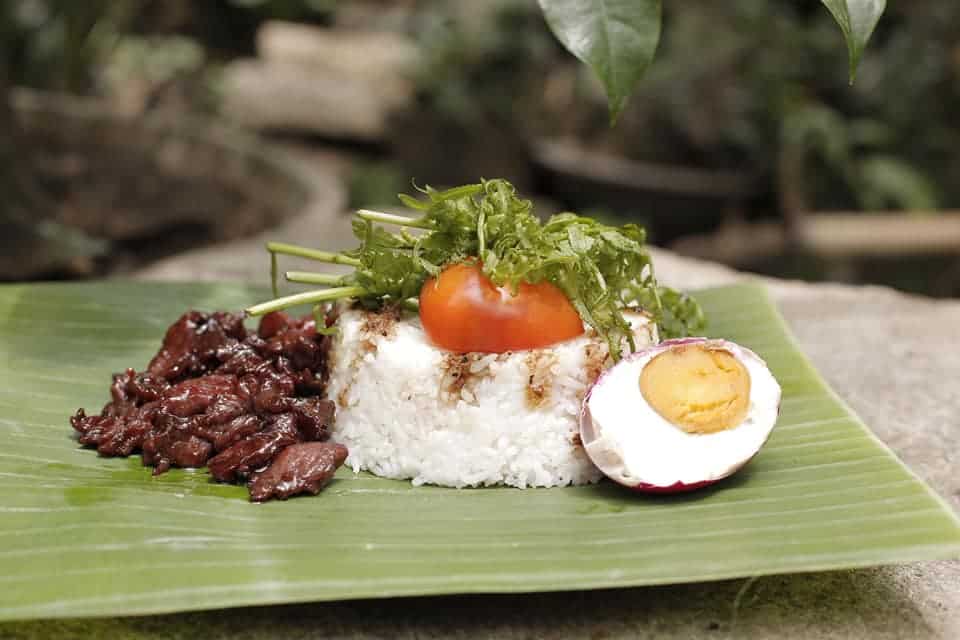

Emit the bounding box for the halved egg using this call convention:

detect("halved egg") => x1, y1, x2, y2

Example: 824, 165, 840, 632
580, 337, 781, 492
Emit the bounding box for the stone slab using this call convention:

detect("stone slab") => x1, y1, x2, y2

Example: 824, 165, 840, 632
220, 24, 417, 141
9, 224, 957, 639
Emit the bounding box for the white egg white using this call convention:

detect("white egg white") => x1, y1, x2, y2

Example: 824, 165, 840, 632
581, 338, 781, 489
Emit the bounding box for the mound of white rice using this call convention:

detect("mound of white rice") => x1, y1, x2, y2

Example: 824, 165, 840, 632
326, 308, 658, 488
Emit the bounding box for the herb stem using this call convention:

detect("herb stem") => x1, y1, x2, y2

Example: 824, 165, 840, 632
285, 271, 350, 286
245, 286, 366, 317
356, 209, 433, 229
270, 252, 279, 298
267, 242, 361, 267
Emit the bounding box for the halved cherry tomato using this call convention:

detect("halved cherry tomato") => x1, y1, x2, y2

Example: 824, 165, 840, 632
419, 262, 584, 353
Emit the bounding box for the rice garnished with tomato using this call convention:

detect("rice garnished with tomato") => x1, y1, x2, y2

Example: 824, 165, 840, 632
247, 179, 702, 489
327, 308, 657, 488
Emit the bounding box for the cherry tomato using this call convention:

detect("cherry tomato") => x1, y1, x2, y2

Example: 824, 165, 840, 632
419, 262, 584, 353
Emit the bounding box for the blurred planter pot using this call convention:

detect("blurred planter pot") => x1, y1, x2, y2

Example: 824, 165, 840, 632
8, 88, 319, 279
531, 138, 760, 243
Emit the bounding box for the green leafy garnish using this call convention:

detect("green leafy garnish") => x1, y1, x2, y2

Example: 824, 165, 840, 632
247, 179, 704, 360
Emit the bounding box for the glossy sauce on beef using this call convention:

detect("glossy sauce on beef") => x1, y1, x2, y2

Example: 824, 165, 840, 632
71, 310, 346, 501
249, 442, 349, 502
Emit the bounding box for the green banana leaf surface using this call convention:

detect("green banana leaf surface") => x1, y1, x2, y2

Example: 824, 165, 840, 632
0, 281, 957, 621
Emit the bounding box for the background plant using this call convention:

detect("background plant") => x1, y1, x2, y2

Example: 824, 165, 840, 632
11, 0, 960, 286
539, 0, 885, 122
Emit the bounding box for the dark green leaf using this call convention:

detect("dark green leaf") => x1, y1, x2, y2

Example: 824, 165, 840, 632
820, 0, 886, 81
539, 0, 661, 123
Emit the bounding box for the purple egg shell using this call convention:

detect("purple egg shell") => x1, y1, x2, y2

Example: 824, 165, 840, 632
630, 478, 716, 493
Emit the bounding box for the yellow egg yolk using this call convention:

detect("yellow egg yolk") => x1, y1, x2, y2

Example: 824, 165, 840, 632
639, 344, 751, 434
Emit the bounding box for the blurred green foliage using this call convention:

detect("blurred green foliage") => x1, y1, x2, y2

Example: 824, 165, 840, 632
538, 1, 884, 123
0, 0, 135, 92
584, 1, 959, 210
2, 0, 958, 213
0, 0, 334, 94
348, 161, 408, 209
403, 1, 956, 211
411, 1, 557, 129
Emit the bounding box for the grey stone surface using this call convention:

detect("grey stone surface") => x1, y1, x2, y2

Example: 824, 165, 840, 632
220, 23, 417, 140
46, 220, 956, 639
256, 21, 420, 81
134, 144, 353, 283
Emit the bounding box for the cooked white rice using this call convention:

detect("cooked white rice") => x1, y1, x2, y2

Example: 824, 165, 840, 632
326, 308, 658, 488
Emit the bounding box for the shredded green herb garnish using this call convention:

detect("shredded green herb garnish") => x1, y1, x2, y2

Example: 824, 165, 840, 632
247, 179, 705, 360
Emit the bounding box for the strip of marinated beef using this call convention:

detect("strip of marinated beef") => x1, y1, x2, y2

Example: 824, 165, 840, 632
147, 311, 246, 382
207, 413, 301, 482
291, 397, 336, 441
249, 442, 349, 502
71, 405, 155, 457
70, 309, 344, 501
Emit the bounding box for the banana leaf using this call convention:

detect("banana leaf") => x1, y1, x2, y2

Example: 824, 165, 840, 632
0, 281, 957, 621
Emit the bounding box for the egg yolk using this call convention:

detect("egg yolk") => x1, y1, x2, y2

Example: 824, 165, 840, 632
639, 344, 751, 434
